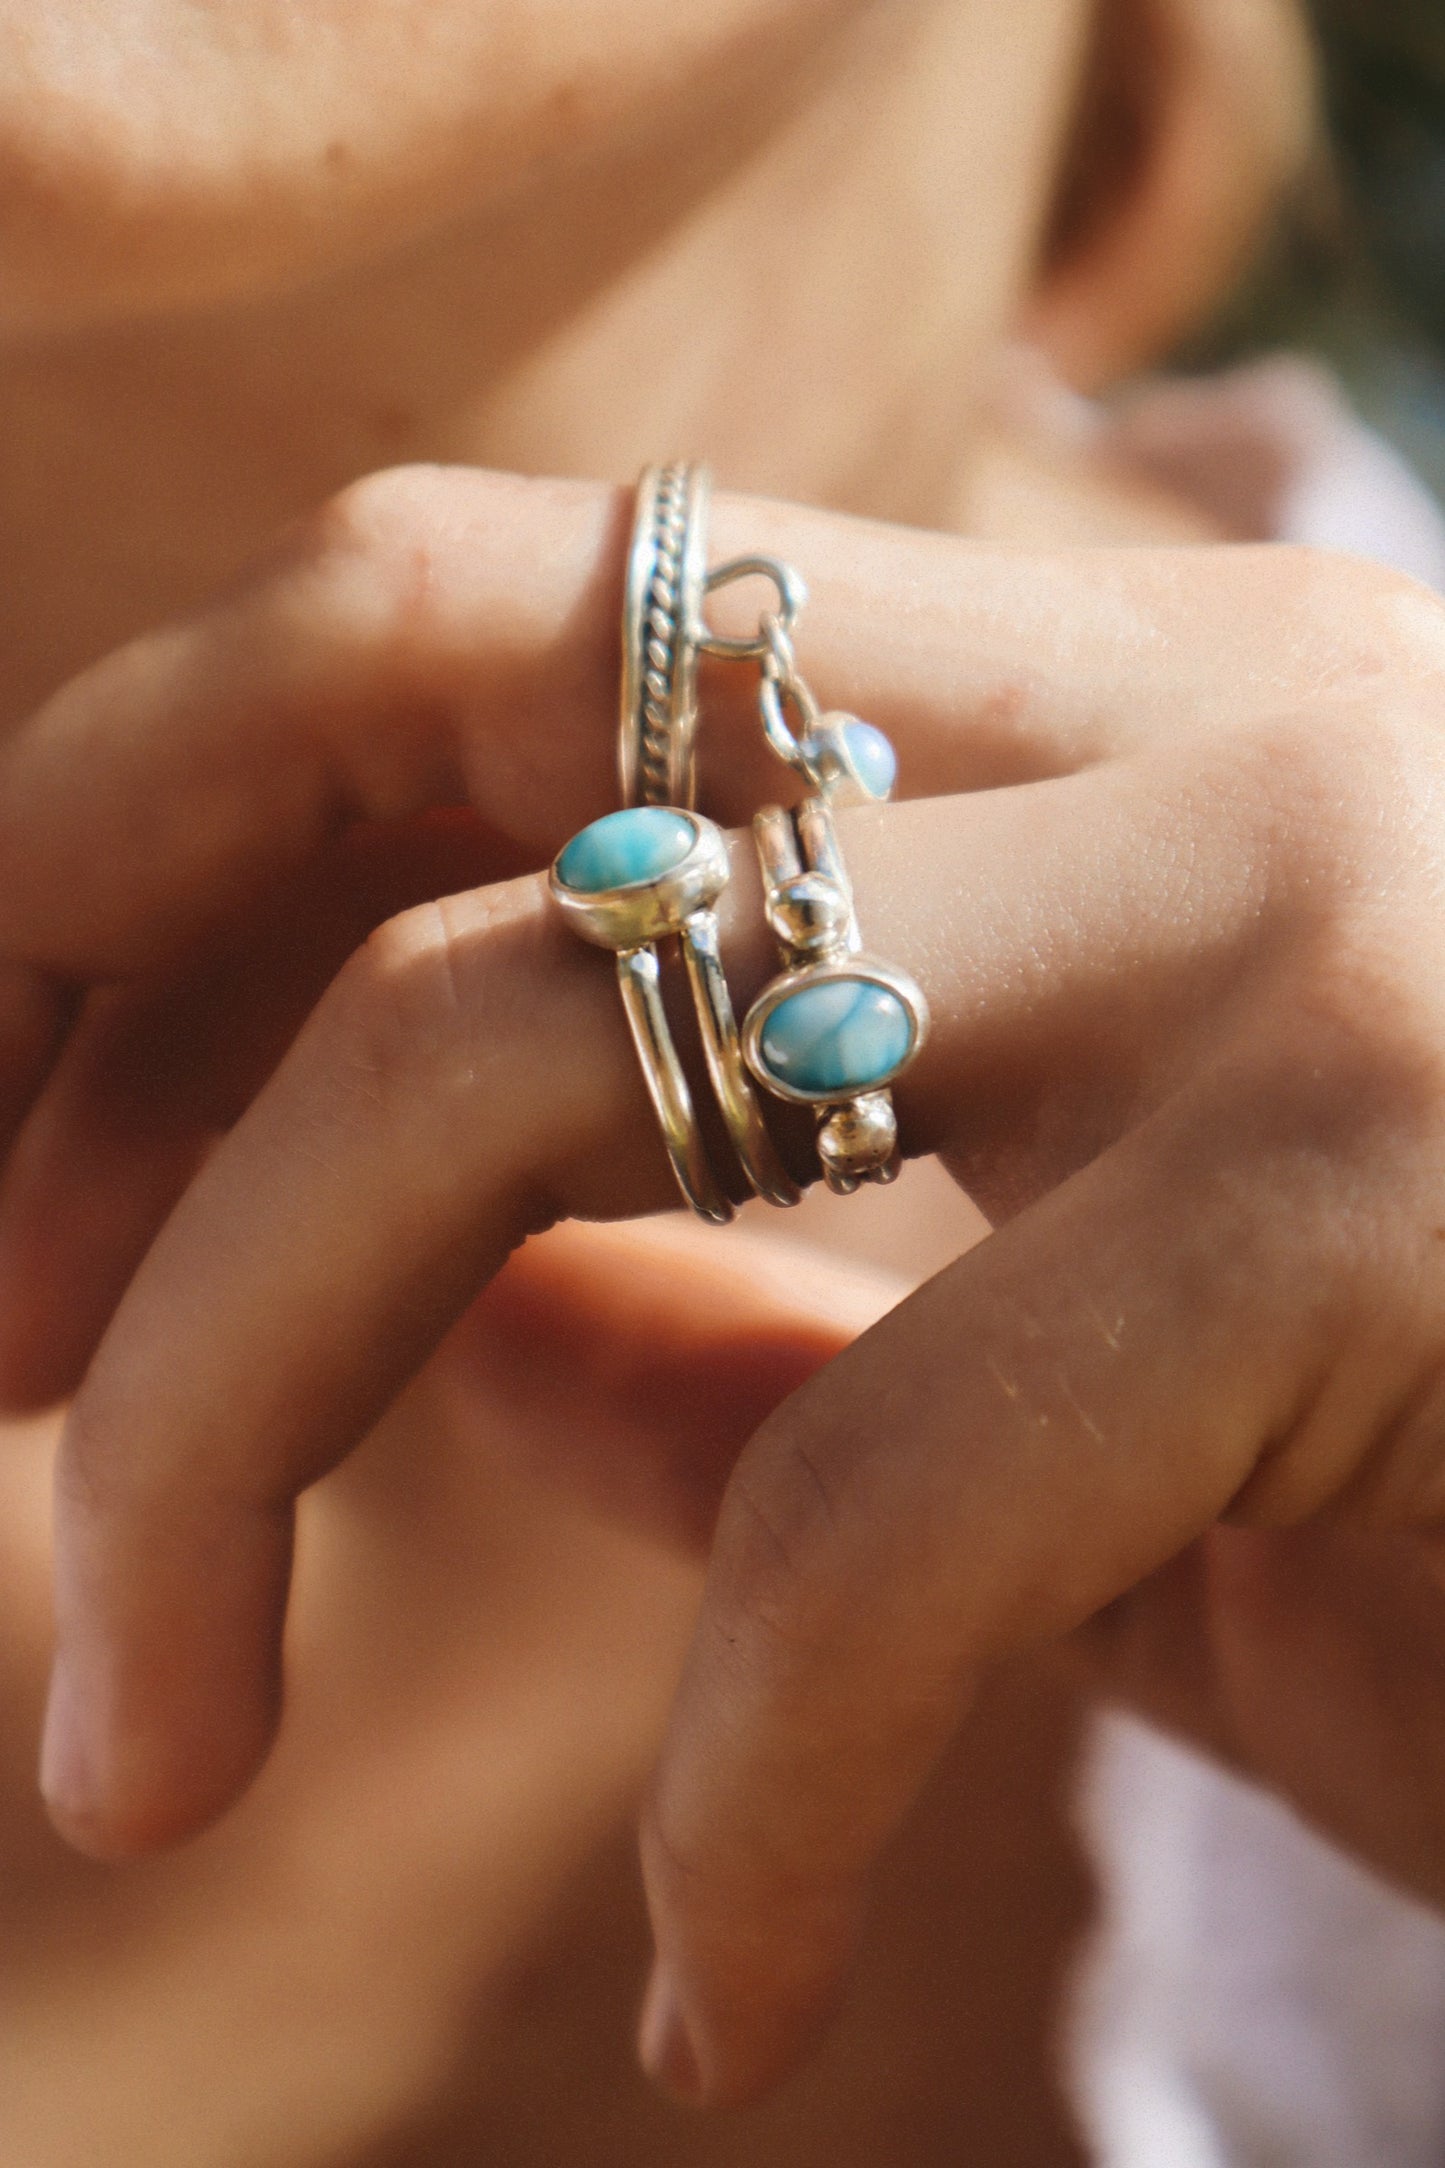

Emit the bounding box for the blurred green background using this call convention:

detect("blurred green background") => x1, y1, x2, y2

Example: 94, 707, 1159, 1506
1193, 0, 1445, 495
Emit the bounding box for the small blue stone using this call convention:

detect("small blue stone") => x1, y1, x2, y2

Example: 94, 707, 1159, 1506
841, 719, 897, 800
758, 976, 913, 1096
556, 807, 696, 893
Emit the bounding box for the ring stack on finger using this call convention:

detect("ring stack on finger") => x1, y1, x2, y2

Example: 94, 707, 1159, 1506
551, 466, 797, 1219
551, 463, 925, 1215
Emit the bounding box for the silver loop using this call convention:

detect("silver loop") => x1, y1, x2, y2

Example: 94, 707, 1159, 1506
759, 611, 798, 686
696, 555, 808, 660
759, 671, 822, 778
756, 609, 824, 779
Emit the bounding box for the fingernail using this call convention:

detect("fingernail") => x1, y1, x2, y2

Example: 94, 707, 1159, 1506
638, 1961, 703, 2102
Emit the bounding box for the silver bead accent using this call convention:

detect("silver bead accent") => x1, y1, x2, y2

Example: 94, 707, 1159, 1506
764, 871, 854, 953
816, 1092, 899, 1192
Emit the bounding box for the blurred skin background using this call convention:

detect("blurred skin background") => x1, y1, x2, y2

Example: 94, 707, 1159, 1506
0, 3, 1442, 2164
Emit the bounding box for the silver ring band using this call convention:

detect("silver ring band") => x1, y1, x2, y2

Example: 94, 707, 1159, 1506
550, 807, 737, 1225
619, 463, 711, 812
744, 796, 927, 1193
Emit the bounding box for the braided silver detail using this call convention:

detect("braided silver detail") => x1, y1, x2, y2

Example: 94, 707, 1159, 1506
618, 464, 710, 808
638, 465, 686, 802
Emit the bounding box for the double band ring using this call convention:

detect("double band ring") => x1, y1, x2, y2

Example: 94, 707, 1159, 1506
548, 799, 800, 1217
550, 805, 736, 1224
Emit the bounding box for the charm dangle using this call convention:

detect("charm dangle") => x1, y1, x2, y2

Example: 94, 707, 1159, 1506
735, 609, 924, 1190
753, 610, 898, 809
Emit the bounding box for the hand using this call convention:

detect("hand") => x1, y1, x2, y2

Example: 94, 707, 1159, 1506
5, 468, 1445, 2102
0, 1214, 896, 2160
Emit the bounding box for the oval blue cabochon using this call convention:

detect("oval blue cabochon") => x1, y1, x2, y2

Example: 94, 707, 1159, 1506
556, 807, 696, 892
757, 975, 913, 1095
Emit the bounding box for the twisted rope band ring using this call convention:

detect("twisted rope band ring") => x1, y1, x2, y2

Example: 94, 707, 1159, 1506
619, 463, 711, 811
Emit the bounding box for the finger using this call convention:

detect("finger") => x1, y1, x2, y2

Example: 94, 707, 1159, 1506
0, 961, 74, 1156
437, 1218, 906, 1552
37, 749, 1291, 1856
0, 812, 496, 1409
637, 1064, 1404, 2103
0, 466, 1430, 985
39, 870, 692, 1856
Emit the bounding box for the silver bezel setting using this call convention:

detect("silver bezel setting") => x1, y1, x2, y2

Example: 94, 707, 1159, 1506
549, 812, 729, 951
799, 713, 896, 808
741, 955, 929, 1106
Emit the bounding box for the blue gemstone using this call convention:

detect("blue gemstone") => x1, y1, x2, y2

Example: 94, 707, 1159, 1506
758, 976, 913, 1096
556, 807, 696, 893
841, 719, 897, 800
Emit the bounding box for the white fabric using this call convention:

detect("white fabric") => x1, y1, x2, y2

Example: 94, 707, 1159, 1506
1071, 1714, 1445, 2168
1068, 357, 1445, 2168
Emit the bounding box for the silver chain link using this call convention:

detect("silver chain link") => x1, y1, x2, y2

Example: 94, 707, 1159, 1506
696, 558, 830, 791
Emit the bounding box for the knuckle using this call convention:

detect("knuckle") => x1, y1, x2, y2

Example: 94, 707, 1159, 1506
1273, 545, 1445, 692
1290, 932, 1445, 1135
642, 1759, 830, 1946
270, 463, 538, 702
319, 881, 563, 1141
641, 1784, 726, 1917
1228, 704, 1445, 912
713, 1434, 853, 1663
325, 895, 477, 1100
1214, 947, 1445, 1294
292, 464, 464, 679
250, 464, 583, 823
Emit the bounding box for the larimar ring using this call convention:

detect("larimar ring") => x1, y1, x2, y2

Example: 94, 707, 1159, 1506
744, 798, 927, 1193
551, 806, 735, 1225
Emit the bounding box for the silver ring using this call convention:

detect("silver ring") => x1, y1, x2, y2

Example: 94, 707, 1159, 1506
550, 807, 735, 1225
619, 463, 711, 811
744, 797, 926, 1193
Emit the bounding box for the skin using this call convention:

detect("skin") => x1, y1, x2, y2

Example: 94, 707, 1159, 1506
0, 0, 1082, 713
2, 473, 1445, 2096
6, 0, 1444, 2140
0, 5, 1100, 2145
